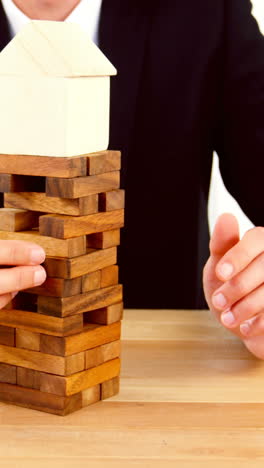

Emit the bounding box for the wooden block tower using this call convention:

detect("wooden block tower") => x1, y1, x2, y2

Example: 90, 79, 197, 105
0, 22, 124, 415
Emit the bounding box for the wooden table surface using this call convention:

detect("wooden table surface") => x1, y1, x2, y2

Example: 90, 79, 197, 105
1, 309, 264, 467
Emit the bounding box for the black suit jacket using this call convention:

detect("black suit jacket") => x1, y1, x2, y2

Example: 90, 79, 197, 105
0, 0, 264, 308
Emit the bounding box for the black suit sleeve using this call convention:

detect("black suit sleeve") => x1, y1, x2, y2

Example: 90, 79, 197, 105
215, 0, 264, 226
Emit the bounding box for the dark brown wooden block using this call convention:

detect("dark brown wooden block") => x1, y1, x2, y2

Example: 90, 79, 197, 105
85, 340, 121, 369
5, 192, 98, 216
46, 171, 120, 198
12, 292, 38, 312
81, 271, 101, 293
100, 265, 119, 288
38, 285, 123, 318
0, 174, 45, 192
39, 209, 124, 239
0, 325, 15, 346
86, 229, 120, 249
85, 302, 123, 325
87, 150, 121, 175
0, 154, 87, 178
101, 376, 120, 400
25, 277, 82, 298
99, 190, 125, 212
0, 309, 83, 337
17, 367, 41, 390
44, 247, 117, 279
0, 363, 16, 384
0, 230, 86, 258
0, 208, 39, 231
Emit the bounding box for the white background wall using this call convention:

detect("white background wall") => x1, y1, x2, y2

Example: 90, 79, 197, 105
208, 0, 264, 237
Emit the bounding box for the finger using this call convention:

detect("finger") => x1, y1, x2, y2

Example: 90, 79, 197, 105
0, 265, 46, 295
0, 240, 45, 266
0, 291, 18, 310
240, 314, 262, 337
212, 252, 264, 311
216, 226, 264, 282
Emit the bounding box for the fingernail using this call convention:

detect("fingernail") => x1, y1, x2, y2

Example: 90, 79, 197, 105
218, 262, 234, 280
221, 310, 236, 327
240, 317, 257, 336
34, 269, 46, 286
30, 248, 45, 265
212, 293, 227, 309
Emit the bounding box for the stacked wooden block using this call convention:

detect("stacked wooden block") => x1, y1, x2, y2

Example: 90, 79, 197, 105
0, 150, 124, 415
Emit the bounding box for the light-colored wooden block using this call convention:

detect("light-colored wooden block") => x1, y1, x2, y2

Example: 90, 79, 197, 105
25, 277, 82, 298
46, 172, 120, 199
0, 21, 116, 157
0, 309, 83, 337
0, 208, 39, 231
5, 192, 98, 216
85, 340, 121, 369
82, 384, 100, 407
86, 229, 120, 249
17, 367, 40, 390
101, 376, 120, 400
16, 329, 40, 351
0, 363, 16, 384
0, 230, 86, 258
87, 151, 121, 175
99, 189, 125, 212
0, 325, 15, 346
39, 210, 124, 239
81, 271, 101, 293
39, 358, 120, 396
38, 285, 123, 318
100, 265, 119, 288
0, 154, 87, 177
0, 174, 45, 192
44, 247, 117, 279
85, 302, 123, 325
39, 321, 121, 356
0, 382, 82, 415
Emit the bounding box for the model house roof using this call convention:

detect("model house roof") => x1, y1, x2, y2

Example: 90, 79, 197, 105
0, 20, 117, 77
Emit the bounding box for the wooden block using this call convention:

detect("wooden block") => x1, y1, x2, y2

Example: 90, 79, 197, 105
86, 229, 120, 249
0, 174, 45, 192
46, 171, 120, 199
81, 271, 101, 293
99, 189, 125, 212
39, 209, 124, 239
87, 150, 121, 175
0, 382, 82, 415
0, 363, 16, 384
17, 367, 40, 390
5, 192, 98, 216
25, 277, 82, 298
0, 325, 15, 346
82, 384, 100, 407
39, 321, 121, 356
85, 340, 121, 369
0, 230, 86, 258
85, 302, 123, 325
44, 246, 117, 279
38, 285, 123, 318
39, 358, 120, 396
0, 154, 87, 178
100, 265, 119, 288
12, 292, 38, 312
16, 329, 40, 351
0, 208, 39, 231
101, 376, 120, 400
0, 344, 85, 376
0, 309, 83, 337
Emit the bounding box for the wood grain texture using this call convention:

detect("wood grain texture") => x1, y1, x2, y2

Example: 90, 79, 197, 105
0, 154, 87, 178
0, 230, 86, 258
39, 210, 124, 239
16, 329, 40, 351
99, 190, 125, 212
81, 271, 101, 293
25, 277, 82, 298
38, 285, 123, 318
86, 229, 120, 249
0, 309, 83, 337
0, 363, 16, 384
0, 174, 45, 192
85, 340, 121, 369
85, 302, 123, 325
0, 325, 15, 346
39, 358, 120, 396
44, 247, 117, 279
0, 381, 82, 415
0, 208, 39, 231
87, 151, 121, 175
101, 376, 120, 400
39, 322, 121, 356
82, 384, 100, 407
0, 344, 85, 376
5, 192, 98, 216
100, 265, 119, 288
17, 367, 40, 390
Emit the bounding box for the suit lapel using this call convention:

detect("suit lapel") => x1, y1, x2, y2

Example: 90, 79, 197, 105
0, 2, 11, 50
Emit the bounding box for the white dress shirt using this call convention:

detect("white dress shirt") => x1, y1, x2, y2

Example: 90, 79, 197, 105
1, 0, 102, 44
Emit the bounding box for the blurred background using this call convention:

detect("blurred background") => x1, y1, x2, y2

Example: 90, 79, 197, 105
208, 0, 264, 236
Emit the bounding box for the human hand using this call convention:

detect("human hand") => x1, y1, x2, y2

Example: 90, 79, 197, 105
0, 240, 46, 309
203, 213, 264, 359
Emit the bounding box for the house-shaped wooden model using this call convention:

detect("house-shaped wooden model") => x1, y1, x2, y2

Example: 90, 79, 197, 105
0, 21, 117, 157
